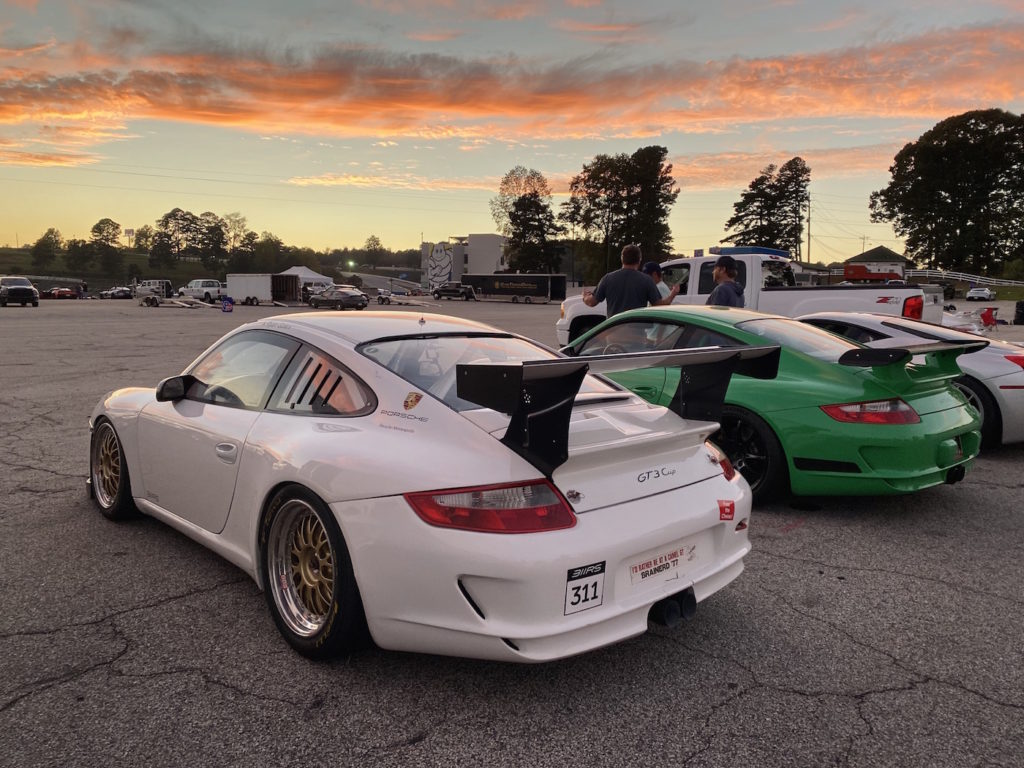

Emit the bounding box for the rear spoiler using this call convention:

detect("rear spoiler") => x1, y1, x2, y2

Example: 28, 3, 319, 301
456, 345, 780, 477
838, 340, 988, 392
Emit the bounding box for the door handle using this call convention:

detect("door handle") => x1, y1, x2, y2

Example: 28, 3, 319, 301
215, 442, 238, 464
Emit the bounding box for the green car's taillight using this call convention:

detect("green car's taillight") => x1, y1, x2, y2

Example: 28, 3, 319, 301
820, 398, 920, 425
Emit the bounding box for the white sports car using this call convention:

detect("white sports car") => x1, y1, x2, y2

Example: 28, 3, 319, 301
88, 312, 778, 662
800, 312, 1024, 448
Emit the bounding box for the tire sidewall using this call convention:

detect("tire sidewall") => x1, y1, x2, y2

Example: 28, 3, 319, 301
259, 484, 366, 658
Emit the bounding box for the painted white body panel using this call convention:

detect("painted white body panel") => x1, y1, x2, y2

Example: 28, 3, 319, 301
89, 311, 752, 662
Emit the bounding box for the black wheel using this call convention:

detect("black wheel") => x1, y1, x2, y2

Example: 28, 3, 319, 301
32, 301, 39, 307
0, 300, 6, 307
433, 292, 441, 300
463, 293, 470, 301
511, 295, 519, 303
712, 406, 788, 502
89, 418, 138, 520
260, 485, 368, 659
524, 296, 533, 304
953, 375, 1000, 448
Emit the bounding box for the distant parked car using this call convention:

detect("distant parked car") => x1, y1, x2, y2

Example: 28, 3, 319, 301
799, 311, 1024, 448
432, 282, 476, 301
965, 287, 996, 301
0, 276, 40, 307
178, 279, 226, 303
309, 287, 368, 310
41, 287, 78, 299
99, 286, 133, 300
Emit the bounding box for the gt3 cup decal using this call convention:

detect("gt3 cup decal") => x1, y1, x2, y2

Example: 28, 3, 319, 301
638, 466, 677, 483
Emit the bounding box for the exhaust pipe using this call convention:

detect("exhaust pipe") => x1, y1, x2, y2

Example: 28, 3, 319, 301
648, 588, 697, 627
946, 465, 966, 485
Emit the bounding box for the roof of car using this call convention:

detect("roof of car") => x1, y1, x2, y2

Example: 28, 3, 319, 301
248, 311, 503, 345
622, 304, 786, 325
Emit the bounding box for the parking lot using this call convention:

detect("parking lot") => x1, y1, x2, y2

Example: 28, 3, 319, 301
1, 299, 1022, 768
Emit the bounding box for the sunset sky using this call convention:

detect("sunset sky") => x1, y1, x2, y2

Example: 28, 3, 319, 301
2, 0, 1022, 263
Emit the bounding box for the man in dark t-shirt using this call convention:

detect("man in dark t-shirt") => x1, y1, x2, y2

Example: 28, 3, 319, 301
582, 245, 678, 317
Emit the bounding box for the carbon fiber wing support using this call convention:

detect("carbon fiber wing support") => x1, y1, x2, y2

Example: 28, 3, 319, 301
456, 345, 780, 477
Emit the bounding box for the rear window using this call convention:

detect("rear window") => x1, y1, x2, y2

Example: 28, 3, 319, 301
737, 317, 860, 362
359, 334, 616, 411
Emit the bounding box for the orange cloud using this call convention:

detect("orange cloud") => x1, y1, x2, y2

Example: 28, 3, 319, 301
0, 148, 99, 166
670, 145, 903, 191
0, 21, 1021, 157
406, 30, 466, 42
287, 171, 493, 191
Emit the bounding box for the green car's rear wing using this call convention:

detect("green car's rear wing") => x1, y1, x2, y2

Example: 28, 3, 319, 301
457, 345, 780, 477
838, 340, 989, 393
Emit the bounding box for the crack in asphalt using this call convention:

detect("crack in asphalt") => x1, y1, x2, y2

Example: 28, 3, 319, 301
0, 458, 83, 481
752, 549, 1024, 608
0, 576, 249, 641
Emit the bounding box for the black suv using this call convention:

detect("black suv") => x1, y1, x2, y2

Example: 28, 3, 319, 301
0, 276, 40, 307
432, 282, 476, 301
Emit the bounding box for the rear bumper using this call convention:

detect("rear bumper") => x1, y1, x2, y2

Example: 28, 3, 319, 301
333, 473, 752, 662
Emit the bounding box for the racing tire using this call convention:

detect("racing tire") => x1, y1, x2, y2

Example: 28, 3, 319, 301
260, 485, 368, 659
953, 375, 1000, 448
713, 405, 788, 502
89, 418, 138, 520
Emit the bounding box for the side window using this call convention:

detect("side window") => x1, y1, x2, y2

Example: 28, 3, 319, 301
187, 331, 300, 409
268, 347, 376, 416
660, 264, 689, 293
698, 261, 747, 294
680, 326, 744, 349
575, 321, 685, 356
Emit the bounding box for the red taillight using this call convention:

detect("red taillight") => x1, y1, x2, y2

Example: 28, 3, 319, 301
404, 480, 576, 533
820, 398, 920, 424
902, 295, 924, 320
705, 441, 737, 480
1005, 355, 1024, 371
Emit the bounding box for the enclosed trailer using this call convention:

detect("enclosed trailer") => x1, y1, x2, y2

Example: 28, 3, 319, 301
226, 273, 301, 305
460, 273, 567, 303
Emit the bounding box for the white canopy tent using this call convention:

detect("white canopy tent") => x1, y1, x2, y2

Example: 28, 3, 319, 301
277, 265, 334, 285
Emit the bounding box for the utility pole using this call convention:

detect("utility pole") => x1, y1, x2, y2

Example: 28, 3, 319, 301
805, 191, 811, 263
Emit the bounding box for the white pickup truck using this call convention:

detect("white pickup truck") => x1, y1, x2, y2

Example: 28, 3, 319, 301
556, 250, 943, 346
177, 278, 227, 303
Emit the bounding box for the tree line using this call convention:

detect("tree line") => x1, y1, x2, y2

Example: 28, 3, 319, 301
494, 109, 1022, 280
28, 211, 421, 283
26, 108, 1024, 282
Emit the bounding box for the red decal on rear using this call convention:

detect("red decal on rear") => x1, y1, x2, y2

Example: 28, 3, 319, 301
718, 500, 735, 521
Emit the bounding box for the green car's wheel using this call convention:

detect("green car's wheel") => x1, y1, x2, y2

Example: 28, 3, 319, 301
714, 406, 788, 502
953, 375, 1000, 448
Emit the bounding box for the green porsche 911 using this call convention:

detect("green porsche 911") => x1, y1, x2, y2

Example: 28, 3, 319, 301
562, 305, 983, 501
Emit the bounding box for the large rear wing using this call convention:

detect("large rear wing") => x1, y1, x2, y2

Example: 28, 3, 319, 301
456, 345, 780, 477
838, 339, 988, 392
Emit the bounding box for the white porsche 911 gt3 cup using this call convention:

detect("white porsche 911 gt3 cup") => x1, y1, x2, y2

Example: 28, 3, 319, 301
88, 312, 779, 662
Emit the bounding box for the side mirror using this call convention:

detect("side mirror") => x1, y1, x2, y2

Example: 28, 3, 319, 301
156, 374, 196, 402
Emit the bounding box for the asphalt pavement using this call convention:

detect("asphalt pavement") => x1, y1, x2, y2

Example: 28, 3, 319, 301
1, 298, 1021, 768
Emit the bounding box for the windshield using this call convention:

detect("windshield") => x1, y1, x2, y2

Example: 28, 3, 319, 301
360, 334, 617, 411
737, 317, 860, 362
1, 277, 32, 287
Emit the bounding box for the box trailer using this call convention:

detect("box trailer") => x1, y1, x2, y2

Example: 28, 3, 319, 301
460, 273, 566, 304
226, 273, 301, 305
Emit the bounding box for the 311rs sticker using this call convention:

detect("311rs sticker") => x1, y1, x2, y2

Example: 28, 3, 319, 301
564, 561, 605, 615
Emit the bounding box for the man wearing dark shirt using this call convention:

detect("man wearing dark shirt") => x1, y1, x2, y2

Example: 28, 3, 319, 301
706, 255, 745, 307
582, 245, 678, 316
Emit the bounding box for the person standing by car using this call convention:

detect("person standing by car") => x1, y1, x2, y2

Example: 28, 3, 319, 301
642, 261, 672, 300
79, 280, 88, 300
582, 245, 678, 317
706, 255, 745, 307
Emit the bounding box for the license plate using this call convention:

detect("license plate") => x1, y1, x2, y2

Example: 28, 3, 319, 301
628, 539, 698, 586
564, 561, 606, 615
